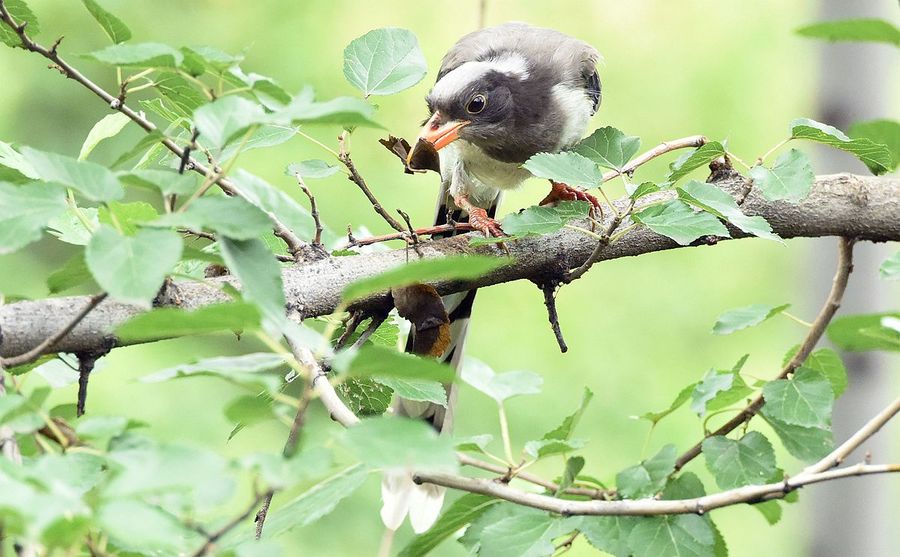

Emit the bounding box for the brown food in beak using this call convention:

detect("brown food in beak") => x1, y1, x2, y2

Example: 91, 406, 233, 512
406, 138, 441, 173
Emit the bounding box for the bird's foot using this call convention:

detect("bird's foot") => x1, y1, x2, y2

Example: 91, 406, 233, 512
468, 207, 505, 238
541, 182, 603, 217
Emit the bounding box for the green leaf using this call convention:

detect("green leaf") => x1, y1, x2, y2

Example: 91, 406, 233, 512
761, 412, 833, 462
343, 28, 427, 97
629, 181, 660, 200
637, 383, 696, 425
827, 312, 900, 352
152, 196, 272, 240
454, 434, 494, 454
790, 118, 893, 175
712, 303, 790, 335
337, 377, 393, 416
140, 353, 287, 392
47, 251, 93, 293
239, 447, 333, 490
219, 237, 286, 330
342, 417, 458, 472
116, 302, 261, 342
702, 431, 777, 489
286, 159, 340, 179
691, 368, 752, 415
97, 499, 201, 555
277, 90, 383, 129
78, 113, 131, 161
75, 415, 129, 440
677, 179, 779, 241
574, 126, 641, 170
753, 500, 783, 525
219, 124, 299, 162
99, 200, 158, 235
878, 252, 900, 281
336, 345, 455, 384
0, 181, 67, 255
616, 444, 676, 499
232, 169, 315, 240
84, 42, 184, 68
20, 147, 123, 201
225, 67, 292, 109
524, 438, 585, 459
796, 18, 900, 47
0, 0, 39, 49
121, 169, 198, 196
666, 141, 726, 183
762, 368, 834, 428
181, 45, 243, 75
152, 72, 208, 116
783, 346, 848, 397
374, 376, 447, 406
86, 226, 182, 306
849, 119, 899, 171
81, 0, 132, 44
580, 516, 638, 557
627, 515, 715, 557
398, 494, 499, 557
461, 358, 542, 403
633, 200, 729, 245
750, 148, 815, 202
46, 207, 98, 245
342, 255, 511, 302
542, 387, 593, 440
0, 141, 39, 180
555, 455, 586, 496
500, 201, 590, 237
193, 96, 267, 150
522, 151, 604, 189
475, 505, 578, 557
225, 394, 276, 426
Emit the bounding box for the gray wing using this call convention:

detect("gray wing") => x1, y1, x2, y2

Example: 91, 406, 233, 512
437, 22, 601, 112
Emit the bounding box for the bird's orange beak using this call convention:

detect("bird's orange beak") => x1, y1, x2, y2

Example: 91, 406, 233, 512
406, 112, 469, 168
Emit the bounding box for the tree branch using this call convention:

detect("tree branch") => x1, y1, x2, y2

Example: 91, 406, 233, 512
338, 132, 406, 233
674, 236, 855, 471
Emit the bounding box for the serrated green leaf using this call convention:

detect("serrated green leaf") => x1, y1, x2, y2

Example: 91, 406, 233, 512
78, 112, 131, 161
753, 500, 783, 525
637, 383, 696, 425
335, 344, 455, 384
783, 346, 848, 397
194, 96, 267, 150
46, 207, 98, 245
20, 147, 123, 201
276, 90, 383, 129
616, 444, 676, 499
86, 225, 182, 306
762, 368, 834, 428
629, 181, 660, 200
0, 181, 67, 255
761, 412, 833, 462
152, 196, 272, 240
750, 148, 815, 202
790, 118, 893, 175
555, 456, 585, 496
342, 417, 457, 472
627, 515, 715, 557
99, 200, 158, 236
342, 255, 511, 302
224, 394, 276, 426
75, 415, 129, 440
633, 199, 729, 245
475, 505, 579, 557
878, 252, 900, 281
523, 151, 604, 189
181, 45, 243, 75
580, 516, 638, 557
574, 126, 641, 170
398, 494, 499, 557
702, 431, 777, 489
232, 169, 315, 240
454, 434, 493, 454
238, 447, 333, 490
796, 18, 900, 47
97, 499, 201, 555
0, 0, 39, 49
115, 302, 261, 342
712, 303, 790, 335
219, 237, 285, 330
220, 124, 299, 162
151, 72, 208, 117
225, 67, 292, 109
691, 368, 752, 416
140, 353, 287, 392
84, 42, 183, 68
524, 438, 585, 459
0, 141, 39, 180
343, 28, 427, 97
677, 179, 779, 241
373, 376, 447, 406
827, 312, 900, 352
81, 0, 132, 44
337, 377, 393, 415
286, 159, 340, 179
461, 358, 542, 403
121, 169, 198, 196
500, 201, 590, 237
47, 250, 93, 294
666, 141, 726, 183
542, 387, 593, 441
849, 119, 899, 171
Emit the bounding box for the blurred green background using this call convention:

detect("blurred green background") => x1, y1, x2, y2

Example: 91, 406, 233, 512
1, 0, 898, 555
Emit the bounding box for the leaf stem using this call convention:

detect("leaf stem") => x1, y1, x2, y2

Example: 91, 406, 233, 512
498, 403, 515, 464
758, 137, 792, 165
781, 311, 813, 328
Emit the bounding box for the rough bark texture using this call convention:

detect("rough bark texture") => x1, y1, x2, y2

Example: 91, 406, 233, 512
1, 173, 898, 358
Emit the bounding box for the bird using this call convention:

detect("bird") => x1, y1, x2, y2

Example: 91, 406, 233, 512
381, 21, 602, 534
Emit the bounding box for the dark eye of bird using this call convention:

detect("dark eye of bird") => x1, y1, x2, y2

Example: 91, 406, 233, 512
466, 94, 487, 114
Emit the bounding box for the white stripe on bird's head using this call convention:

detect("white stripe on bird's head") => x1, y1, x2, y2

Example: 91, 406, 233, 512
429, 54, 529, 104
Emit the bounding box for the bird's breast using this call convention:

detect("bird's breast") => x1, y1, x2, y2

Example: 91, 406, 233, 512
451, 141, 533, 191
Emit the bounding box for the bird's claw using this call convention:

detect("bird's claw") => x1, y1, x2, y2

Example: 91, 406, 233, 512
468, 207, 505, 238
541, 182, 604, 218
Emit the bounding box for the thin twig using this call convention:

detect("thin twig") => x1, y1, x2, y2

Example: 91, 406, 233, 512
457, 453, 611, 499
341, 223, 475, 249
337, 132, 406, 233
297, 176, 324, 247
0, 8, 313, 262
674, 237, 856, 471
351, 313, 388, 350
0, 293, 107, 369
601, 135, 708, 183
540, 282, 567, 353
192, 492, 268, 556
334, 311, 365, 351
566, 198, 636, 282
397, 209, 423, 257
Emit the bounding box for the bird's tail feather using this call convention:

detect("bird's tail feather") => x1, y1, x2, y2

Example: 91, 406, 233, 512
380, 183, 501, 533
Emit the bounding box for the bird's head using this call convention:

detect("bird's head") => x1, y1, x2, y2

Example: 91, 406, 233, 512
407, 58, 527, 168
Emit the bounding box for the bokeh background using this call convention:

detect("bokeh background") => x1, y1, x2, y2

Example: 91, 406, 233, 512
1, 0, 898, 555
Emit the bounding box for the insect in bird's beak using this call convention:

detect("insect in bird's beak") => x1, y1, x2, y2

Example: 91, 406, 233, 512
406, 111, 470, 171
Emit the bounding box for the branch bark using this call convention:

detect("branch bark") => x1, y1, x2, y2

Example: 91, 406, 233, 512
1, 173, 898, 358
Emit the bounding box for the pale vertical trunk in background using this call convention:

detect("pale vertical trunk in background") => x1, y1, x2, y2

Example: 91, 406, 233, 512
809, 1, 897, 556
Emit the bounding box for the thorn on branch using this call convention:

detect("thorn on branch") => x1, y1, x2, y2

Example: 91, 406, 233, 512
539, 281, 567, 353
49, 35, 63, 56
75, 347, 109, 417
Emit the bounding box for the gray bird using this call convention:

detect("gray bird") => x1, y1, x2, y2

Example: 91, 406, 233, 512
382, 21, 602, 534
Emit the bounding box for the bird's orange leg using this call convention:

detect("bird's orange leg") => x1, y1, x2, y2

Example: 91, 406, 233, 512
540, 181, 603, 216
454, 195, 505, 237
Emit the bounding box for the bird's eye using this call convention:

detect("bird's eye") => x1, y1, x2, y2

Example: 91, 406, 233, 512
466, 94, 487, 114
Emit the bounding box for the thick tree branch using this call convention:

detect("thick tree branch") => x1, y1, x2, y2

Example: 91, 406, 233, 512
1, 173, 898, 358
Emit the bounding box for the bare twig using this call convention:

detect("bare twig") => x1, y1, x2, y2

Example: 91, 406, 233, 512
674, 237, 856, 471
566, 198, 636, 282
0, 7, 313, 261
601, 135, 708, 183
192, 492, 268, 556
540, 282, 567, 353
341, 223, 475, 249
0, 293, 107, 369
334, 311, 364, 351
337, 132, 406, 233
397, 209, 423, 257
297, 176, 324, 247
